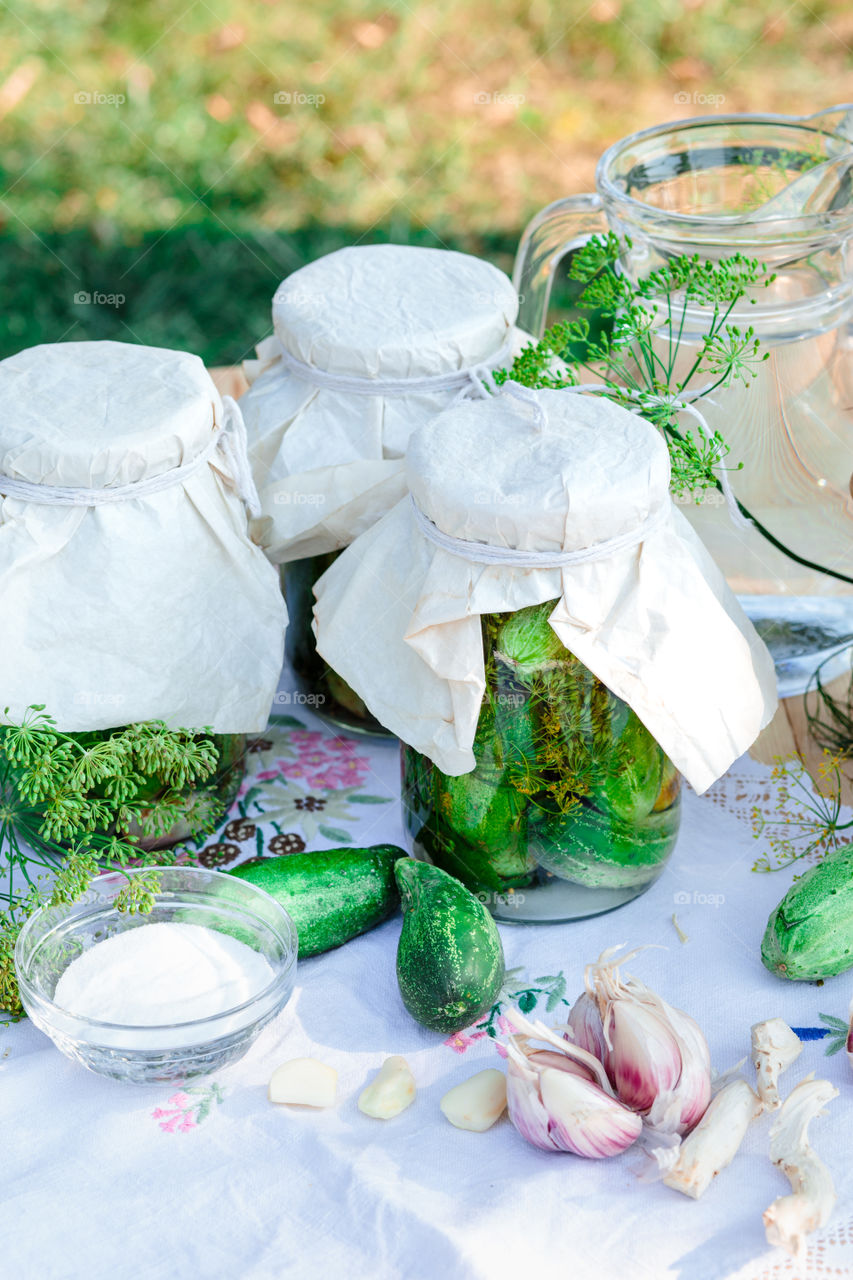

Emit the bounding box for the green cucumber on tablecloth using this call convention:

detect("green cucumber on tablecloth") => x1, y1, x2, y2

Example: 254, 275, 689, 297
762, 843, 853, 981
230, 845, 403, 957
395, 858, 505, 1034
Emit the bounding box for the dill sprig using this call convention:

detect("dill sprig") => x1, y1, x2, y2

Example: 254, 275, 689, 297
751, 751, 853, 873
497, 231, 770, 497
0, 707, 227, 1018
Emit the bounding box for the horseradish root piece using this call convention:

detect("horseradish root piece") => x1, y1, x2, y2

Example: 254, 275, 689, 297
269, 1057, 338, 1108
763, 1076, 838, 1259
662, 1079, 762, 1199
751, 1019, 803, 1111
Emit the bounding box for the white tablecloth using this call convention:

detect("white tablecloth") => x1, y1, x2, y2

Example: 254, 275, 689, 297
3, 668, 853, 1280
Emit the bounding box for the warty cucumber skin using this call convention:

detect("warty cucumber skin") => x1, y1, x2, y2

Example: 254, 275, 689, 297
395, 859, 505, 1034
230, 844, 403, 958
762, 845, 853, 981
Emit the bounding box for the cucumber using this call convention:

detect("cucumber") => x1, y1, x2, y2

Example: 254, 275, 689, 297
230, 844, 403, 958
528, 797, 680, 888
395, 859, 505, 1034
762, 844, 853, 981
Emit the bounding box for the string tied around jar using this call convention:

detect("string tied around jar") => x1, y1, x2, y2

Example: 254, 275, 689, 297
272, 330, 515, 403
0, 395, 262, 518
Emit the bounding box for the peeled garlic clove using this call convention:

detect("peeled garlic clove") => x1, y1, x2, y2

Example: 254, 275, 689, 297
662, 1079, 762, 1199
358, 1055, 416, 1120
440, 1068, 507, 1132
751, 1019, 802, 1111
269, 1057, 338, 1108
763, 1075, 838, 1260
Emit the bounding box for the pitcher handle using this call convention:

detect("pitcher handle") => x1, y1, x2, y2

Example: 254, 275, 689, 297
513, 194, 608, 338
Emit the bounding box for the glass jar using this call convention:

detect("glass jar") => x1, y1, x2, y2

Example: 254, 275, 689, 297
401, 600, 681, 922
283, 555, 390, 736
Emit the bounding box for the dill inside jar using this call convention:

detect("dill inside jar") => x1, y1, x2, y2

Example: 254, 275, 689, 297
402, 601, 681, 920
313, 383, 776, 922
239, 243, 521, 735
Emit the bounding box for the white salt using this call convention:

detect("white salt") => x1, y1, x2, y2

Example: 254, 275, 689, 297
54, 921, 275, 1028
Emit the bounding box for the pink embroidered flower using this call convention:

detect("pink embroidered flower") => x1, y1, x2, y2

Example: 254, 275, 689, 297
445, 1031, 477, 1054
168, 1091, 192, 1109
444, 1029, 488, 1054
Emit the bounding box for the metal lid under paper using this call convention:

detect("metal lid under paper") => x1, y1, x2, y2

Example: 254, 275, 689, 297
0, 340, 285, 733
313, 385, 778, 793
240, 244, 522, 563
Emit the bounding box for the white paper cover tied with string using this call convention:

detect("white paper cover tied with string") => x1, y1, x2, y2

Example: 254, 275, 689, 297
0, 341, 285, 732
239, 243, 525, 562
313, 382, 778, 792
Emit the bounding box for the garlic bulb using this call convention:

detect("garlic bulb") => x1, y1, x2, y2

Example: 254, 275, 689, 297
751, 1019, 802, 1111
505, 1010, 643, 1158
585, 946, 711, 1135
763, 1075, 838, 1260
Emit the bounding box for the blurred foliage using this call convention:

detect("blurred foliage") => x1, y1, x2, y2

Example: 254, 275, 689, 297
0, 0, 851, 361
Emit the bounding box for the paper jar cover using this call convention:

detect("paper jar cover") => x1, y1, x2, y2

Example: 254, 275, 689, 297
240, 243, 523, 562
0, 340, 285, 732
313, 385, 778, 793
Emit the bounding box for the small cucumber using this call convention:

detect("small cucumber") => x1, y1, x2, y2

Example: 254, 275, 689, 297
762, 844, 853, 981
395, 859, 505, 1034
230, 844, 403, 958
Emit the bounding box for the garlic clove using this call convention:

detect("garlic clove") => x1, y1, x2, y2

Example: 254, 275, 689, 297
358, 1055, 416, 1120
527, 1048, 597, 1081
536, 1067, 643, 1158
649, 1000, 712, 1135
505, 1030, 641, 1158
440, 1068, 507, 1132
269, 1057, 338, 1108
565, 991, 607, 1061
751, 1019, 802, 1111
662, 1079, 762, 1199
763, 1075, 838, 1260
605, 1000, 682, 1114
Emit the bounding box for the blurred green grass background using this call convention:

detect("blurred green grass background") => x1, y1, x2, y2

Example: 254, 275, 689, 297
1, 0, 852, 364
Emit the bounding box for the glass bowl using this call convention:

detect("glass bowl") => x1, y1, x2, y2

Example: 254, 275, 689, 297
14, 867, 298, 1084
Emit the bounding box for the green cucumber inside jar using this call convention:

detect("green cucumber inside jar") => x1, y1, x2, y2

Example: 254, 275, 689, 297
401, 599, 681, 922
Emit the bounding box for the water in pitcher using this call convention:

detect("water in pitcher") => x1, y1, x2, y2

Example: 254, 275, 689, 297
514, 108, 853, 694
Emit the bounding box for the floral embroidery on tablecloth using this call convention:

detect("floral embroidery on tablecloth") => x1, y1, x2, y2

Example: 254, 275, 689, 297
152, 1083, 224, 1132
444, 968, 572, 1056
196, 714, 392, 861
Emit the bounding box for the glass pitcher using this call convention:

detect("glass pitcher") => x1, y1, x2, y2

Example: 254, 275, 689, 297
514, 106, 853, 696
